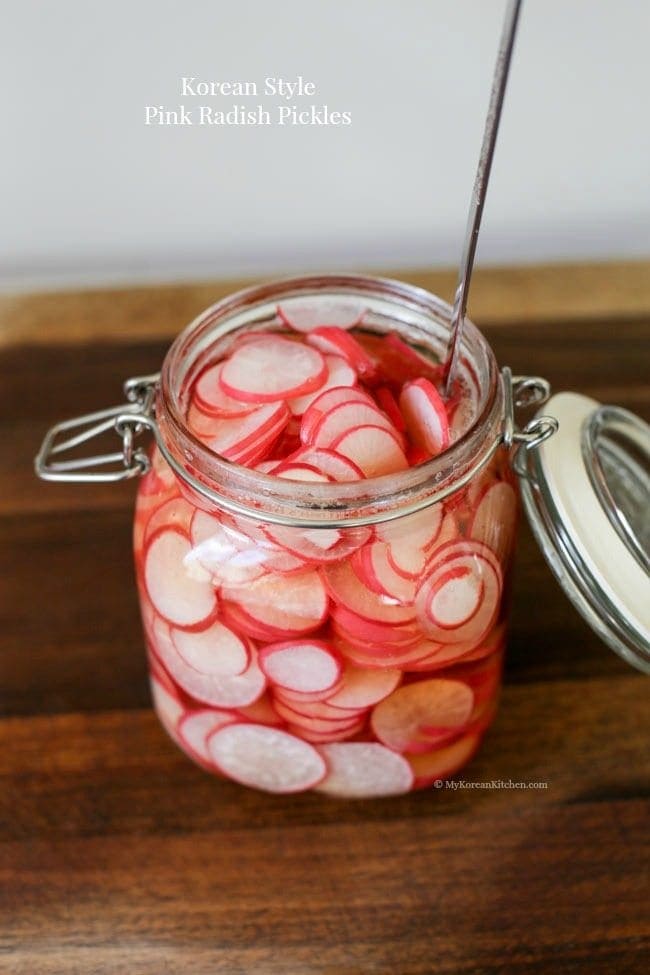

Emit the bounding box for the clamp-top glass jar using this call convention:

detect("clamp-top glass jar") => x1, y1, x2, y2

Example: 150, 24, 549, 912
39, 274, 648, 798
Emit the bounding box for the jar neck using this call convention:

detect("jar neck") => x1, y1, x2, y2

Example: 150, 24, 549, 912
156, 274, 504, 528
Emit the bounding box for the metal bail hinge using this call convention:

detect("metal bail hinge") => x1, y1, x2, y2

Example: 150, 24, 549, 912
34, 373, 160, 483
500, 366, 559, 478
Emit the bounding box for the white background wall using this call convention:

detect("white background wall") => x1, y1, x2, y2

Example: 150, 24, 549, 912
1, 0, 648, 288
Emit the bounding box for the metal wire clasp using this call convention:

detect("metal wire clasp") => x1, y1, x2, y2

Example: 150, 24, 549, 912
500, 366, 559, 478
34, 374, 160, 483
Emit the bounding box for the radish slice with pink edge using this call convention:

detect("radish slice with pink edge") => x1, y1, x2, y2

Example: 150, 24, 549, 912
207, 723, 327, 793
399, 378, 451, 457
376, 504, 444, 576
469, 480, 518, 561
202, 401, 290, 461
193, 362, 259, 418
186, 513, 269, 586
171, 621, 250, 677
273, 463, 333, 483
329, 424, 409, 478
272, 698, 362, 734
285, 448, 364, 482
306, 327, 377, 379
237, 693, 284, 726
150, 675, 185, 744
219, 336, 327, 403
144, 529, 218, 629
325, 664, 402, 710
149, 614, 266, 708
300, 385, 375, 444
308, 400, 400, 448
416, 541, 502, 647
289, 355, 357, 415
335, 636, 445, 671
323, 560, 416, 625
258, 640, 342, 695
351, 541, 417, 604
262, 522, 371, 566
330, 605, 421, 648
273, 688, 362, 720
286, 719, 366, 744
371, 679, 475, 754
408, 732, 481, 787
374, 385, 406, 431
144, 496, 195, 545
178, 708, 239, 765
221, 568, 329, 638
277, 300, 365, 332
315, 742, 414, 798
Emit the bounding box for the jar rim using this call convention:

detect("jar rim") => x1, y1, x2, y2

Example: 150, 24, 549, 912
157, 273, 504, 527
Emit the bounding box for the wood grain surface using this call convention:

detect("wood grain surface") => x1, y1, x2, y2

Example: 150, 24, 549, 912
1, 264, 649, 975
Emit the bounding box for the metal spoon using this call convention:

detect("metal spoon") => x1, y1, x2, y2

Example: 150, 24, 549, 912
442, 0, 523, 395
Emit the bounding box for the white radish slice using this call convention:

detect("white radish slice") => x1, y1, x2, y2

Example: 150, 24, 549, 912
330, 425, 409, 478
306, 327, 377, 379
273, 463, 333, 483
144, 497, 195, 545
324, 560, 416, 625
300, 386, 375, 444
289, 355, 357, 415
150, 675, 185, 744
262, 521, 370, 566
408, 732, 481, 786
193, 362, 258, 418
399, 378, 451, 457
186, 515, 269, 587
259, 640, 342, 695
286, 448, 364, 482
178, 708, 239, 764
207, 723, 327, 793
416, 541, 502, 647
144, 529, 218, 629
316, 742, 414, 798
151, 615, 266, 708
221, 569, 329, 638
308, 401, 398, 448
277, 300, 365, 333
220, 336, 326, 403
371, 679, 475, 753
351, 542, 417, 604
171, 621, 250, 677
376, 504, 444, 572
203, 402, 290, 461
469, 480, 518, 562
325, 664, 401, 710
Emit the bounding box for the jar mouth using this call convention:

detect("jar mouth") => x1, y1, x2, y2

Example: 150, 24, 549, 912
158, 274, 503, 526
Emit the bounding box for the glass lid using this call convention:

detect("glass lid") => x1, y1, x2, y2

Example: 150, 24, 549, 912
519, 391, 650, 673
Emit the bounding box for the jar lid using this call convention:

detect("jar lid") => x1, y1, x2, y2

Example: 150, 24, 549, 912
519, 391, 650, 673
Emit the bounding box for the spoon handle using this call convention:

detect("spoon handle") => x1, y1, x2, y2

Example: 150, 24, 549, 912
442, 0, 523, 396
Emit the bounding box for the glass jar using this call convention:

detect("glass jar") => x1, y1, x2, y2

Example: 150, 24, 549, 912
36, 274, 648, 798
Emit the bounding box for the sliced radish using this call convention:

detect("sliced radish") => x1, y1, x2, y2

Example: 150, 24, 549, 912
150, 674, 185, 744
178, 708, 239, 765
324, 560, 416, 625
300, 386, 375, 444
360, 331, 442, 386
273, 698, 362, 734
376, 504, 444, 571
144, 497, 195, 545
193, 362, 259, 418
273, 463, 333, 483
374, 386, 406, 431
171, 621, 250, 677
202, 401, 290, 462
144, 529, 218, 629
150, 615, 266, 708
286, 718, 366, 744
221, 568, 329, 638
399, 378, 450, 458
371, 678, 475, 753
469, 480, 518, 562
325, 664, 401, 710
236, 693, 284, 726
263, 522, 370, 566
259, 640, 342, 695
329, 424, 409, 478
351, 541, 417, 604
306, 327, 377, 379
207, 723, 327, 793
273, 688, 362, 720
277, 300, 365, 333
289, 355, 357, 415
316, 742, 414, 798
220, 336, 326, 403
408, 732, 481, 788
186, 513, 269, 586
285, 447, 364, 482
308, 401, 398, 448
336, 636, 446, 671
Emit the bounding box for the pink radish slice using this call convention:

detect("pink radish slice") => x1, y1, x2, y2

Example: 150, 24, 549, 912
255, 460, 280, 474
285, 448, 364, 482
399, 378, 450, 457
286, 718, 366, 744
171, 621, 250, 677
258, 640, 342, 695
409, 732, 481, 787
324, 560, 416, 625
273, 698, 363, 734
219, 600, 292, 643
178, 708, 239, 765
351, 542, 417, 604
469, 480, 518, 561
316, 742, 414, 798
187, 513, 269, 586
150, 615, 266, 708
150, 675, 185, 744
277, 300, 365, 333
273, 463, 333, 483
144, 529, 218, 629
330, 425, 409, 478
300, 386, 375, 444
289, 355, 357, 415
306, 327, 377, 379
336, 637, 444, 671
262, 523, 370, 566
273, 688, 362, 720
374, 386, 406, 432
371, 679, 475, 754
207, 723, 327, 793
376, 504, 444, 577
220, 336, 326, 403
325, 664, 401, 710
416, 541, 502, 647
144, 497, 195, 545
236, 693, 284, 726
308, 401, 399, 448
193, 362, 259, 418
221, 568, 329, 638
202, 401, 290, 461
330, 603, 420, 645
